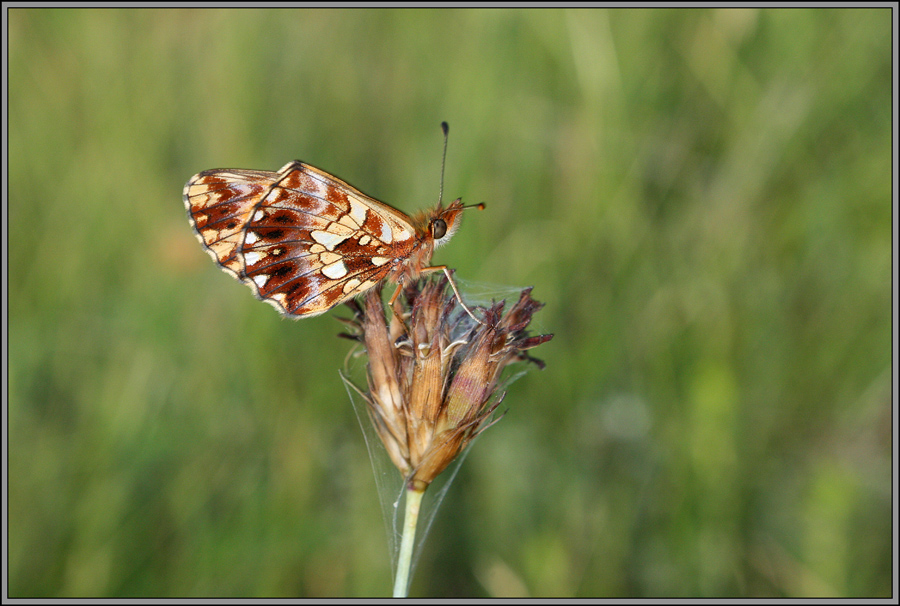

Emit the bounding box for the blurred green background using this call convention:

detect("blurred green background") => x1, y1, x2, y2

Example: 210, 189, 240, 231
8, 8, 893, 598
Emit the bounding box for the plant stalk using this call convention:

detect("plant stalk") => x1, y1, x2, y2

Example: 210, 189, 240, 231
392, 486, 425, 597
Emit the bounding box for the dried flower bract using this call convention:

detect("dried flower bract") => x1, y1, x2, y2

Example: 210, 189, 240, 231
342, 276, 553, 491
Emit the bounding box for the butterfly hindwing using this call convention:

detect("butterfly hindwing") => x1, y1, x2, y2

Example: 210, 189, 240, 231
185, 161, 422, 317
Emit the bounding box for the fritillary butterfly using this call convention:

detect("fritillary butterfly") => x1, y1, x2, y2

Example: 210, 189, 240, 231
184, 125, 483, 320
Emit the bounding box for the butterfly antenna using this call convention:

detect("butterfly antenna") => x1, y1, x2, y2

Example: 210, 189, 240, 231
439, 121, 450, 207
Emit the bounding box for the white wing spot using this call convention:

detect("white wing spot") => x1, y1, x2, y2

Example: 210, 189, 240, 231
321, 260, 348, 279
371, 257, 390, 267
342, 278, 362, 294
312, 230, 351, 251
245, 251, 265, 265
349, 197, 368, 226
253, 209, 265, 222
245, 232, 259, 245
380, 221, 393, 244
358, 235, 371, 246
253, 274, 269, 288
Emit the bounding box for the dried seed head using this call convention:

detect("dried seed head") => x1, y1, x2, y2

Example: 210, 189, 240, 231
343, 276, 552, 490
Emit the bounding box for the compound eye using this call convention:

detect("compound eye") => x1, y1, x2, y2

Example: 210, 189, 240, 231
431, 218, 447, 239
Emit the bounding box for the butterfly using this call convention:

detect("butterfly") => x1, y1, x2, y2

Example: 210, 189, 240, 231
184, 127, 483, 321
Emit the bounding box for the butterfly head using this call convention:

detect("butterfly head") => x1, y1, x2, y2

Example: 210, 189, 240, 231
426, 198, 485, 249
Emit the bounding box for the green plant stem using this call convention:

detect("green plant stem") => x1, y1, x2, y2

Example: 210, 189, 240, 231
393, 486, 425, 598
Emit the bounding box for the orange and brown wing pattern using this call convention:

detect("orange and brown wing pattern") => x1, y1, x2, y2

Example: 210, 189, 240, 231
184, 168, 275, 279
184, 161, 423, 317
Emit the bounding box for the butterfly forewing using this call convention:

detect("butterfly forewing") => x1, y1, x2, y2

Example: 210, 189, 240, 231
185, 161, 421, 317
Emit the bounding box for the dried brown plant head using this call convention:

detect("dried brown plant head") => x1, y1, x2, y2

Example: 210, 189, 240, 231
341, 275, 553, 491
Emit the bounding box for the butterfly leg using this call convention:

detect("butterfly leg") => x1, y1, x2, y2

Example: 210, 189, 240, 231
385, 268, 484, 325
422, 265, 486, 325
387, 283, 406, 315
